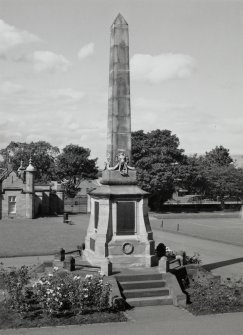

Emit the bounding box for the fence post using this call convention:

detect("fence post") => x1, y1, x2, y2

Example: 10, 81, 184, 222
63, 213, 68, 223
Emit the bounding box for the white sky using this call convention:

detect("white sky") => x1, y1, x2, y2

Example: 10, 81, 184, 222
0, 0, 242, 167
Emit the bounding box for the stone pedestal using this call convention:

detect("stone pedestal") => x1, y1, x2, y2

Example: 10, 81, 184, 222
84, 181, 157, 269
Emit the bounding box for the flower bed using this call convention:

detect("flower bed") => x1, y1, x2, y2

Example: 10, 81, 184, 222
0, 266, 126, 329
154, 244, 243, 315
186, 279, 243, 315
185, 267, 243, 315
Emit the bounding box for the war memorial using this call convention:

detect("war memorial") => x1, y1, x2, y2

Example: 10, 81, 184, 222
84, 14, 157, 270
81, 15, 190, 308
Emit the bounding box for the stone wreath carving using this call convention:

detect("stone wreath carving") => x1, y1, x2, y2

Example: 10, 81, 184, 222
104, 152, 135, 176
122, 242, 134, 255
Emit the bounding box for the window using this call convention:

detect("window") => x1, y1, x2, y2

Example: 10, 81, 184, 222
8, 196, 16, 214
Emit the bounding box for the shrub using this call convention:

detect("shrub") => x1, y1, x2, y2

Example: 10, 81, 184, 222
155, 243, 166, 258
184, 252, 201, 265
2, 266, 31, 313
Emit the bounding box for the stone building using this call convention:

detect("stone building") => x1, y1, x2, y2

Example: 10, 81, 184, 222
0, 159, 64, 219
64, 179, 101, 214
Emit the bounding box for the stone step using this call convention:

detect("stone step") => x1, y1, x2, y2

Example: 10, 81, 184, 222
126, 296, 173, 307
121, 279, 166, 290
123, 287, 170, 299
115, 273, 163, 282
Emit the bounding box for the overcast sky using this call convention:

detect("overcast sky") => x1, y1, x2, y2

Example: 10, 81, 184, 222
0, 0, 242, 167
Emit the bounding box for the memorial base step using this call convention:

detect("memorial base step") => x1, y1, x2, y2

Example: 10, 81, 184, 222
115, 272, 173, 307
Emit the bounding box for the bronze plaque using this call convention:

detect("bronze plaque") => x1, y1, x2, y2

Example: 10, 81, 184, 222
117, 201, 135, 235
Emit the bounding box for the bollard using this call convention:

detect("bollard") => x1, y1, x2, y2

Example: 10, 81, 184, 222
70, 257, 75, 271
158, 256, 169, 273
161, 220, 163, 229
60, 248, 65, 261
64, 256, 75, 271
177, 224, 179, 232
100, 259, 112, 276
63, 213, 68, 223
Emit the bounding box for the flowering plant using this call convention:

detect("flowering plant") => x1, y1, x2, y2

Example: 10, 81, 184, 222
32, 269, 111, 316
165, 247, 201, 265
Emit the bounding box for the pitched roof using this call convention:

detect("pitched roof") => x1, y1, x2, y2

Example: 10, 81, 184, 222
0, 167, 13, 181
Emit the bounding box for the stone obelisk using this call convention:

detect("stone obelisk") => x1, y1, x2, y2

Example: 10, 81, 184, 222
107, 13, 131, 166
84, 14, 157, 270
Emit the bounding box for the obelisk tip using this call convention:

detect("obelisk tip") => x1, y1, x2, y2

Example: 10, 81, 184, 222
112, 13, 128, 26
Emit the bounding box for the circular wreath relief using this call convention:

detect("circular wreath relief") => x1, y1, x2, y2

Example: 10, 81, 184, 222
122, 242, 134, 255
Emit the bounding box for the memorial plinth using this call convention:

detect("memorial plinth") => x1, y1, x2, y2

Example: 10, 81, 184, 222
84, 14, 157, 269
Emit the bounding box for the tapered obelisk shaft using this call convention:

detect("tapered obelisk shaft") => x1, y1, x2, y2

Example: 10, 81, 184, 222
107, 13, 131, 167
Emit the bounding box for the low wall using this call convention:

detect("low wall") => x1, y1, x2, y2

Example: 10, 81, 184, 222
162, 203, 241, 213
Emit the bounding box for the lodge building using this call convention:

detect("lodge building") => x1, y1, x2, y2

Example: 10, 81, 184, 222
0, 159, 64, 219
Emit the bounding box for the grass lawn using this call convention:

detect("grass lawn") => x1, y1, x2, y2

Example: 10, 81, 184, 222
1, 212, 243, 257
0, 214, 90, 257
150, 213, 243, 247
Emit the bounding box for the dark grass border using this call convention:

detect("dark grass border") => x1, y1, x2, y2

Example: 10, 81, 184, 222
0, 304, 127, 329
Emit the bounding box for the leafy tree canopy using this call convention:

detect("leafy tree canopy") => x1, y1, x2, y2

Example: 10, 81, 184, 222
0, 141, 59, 183
56, 144, 98, 197
132, 129, 185, 209
203, 165, 243, 201
132, 132, 243, 209
175, 154, 208, 196
204, 145, 233, 167
170, 146, 243, 201
195, 146, 242, 200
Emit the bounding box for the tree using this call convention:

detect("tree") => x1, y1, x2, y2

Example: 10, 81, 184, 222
131, 129, 185, 210
0, 141, 60, 182
175, 155, 208, 196
203, 165, 243, 201
56, 144, 98, 197
181, 146, 243, 201
204, 145, 233, 167
132, 132, 243, 209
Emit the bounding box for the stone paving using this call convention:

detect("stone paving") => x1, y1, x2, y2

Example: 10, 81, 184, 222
0, 305, 243, 335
